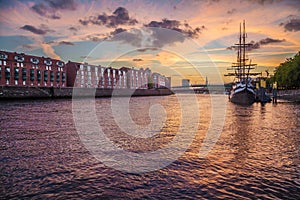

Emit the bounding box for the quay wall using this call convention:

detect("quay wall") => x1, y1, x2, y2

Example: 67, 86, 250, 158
277, 89, 300, 102
0, 86, 173, 100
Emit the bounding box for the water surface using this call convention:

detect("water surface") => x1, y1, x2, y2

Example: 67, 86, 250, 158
0, 95, 299, 199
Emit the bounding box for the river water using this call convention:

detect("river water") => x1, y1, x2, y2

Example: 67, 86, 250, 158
0, 94, 299, 199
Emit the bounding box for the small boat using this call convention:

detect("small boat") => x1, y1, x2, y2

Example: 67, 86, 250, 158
225, 21, 261, 105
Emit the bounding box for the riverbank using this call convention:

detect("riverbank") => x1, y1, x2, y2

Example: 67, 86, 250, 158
277, 89, 300, 102
0, 86, 173, 100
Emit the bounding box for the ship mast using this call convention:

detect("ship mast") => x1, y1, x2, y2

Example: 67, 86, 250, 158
225, 21, 260, 81
238, 22, 242, 81
243, 20, 246, 82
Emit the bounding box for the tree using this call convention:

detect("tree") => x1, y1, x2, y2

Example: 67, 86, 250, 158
270, 52, 300, 89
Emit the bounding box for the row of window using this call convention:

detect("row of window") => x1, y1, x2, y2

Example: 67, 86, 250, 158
0, 67, 65, 82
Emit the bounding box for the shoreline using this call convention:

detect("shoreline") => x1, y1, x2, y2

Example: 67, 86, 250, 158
0, 86, 173, 100
276, 89, 300, 102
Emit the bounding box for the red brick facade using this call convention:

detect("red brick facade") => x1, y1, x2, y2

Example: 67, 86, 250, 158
0, 50, 170, 89
0, 51, 66, 87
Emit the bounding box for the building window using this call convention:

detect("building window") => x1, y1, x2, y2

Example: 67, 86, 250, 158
50, 71, 54, 82
56, 72, 60, 82
0, 67, 1, 79
62, 72, 66, 82
0, 60, 2, 65
30, 69, 34, 81
37, 70, 41, 82
22, 68, 26, 81
14, 67, 19, 80
3, 61, 6, 66
44, 70, 48, 82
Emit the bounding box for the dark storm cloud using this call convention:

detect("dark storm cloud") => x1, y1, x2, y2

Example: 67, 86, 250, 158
144, 19, 204, 39
227, 37, 285, 51
31, 0, 77, 19
20, 25, 52, 35
79, 7, 138, 28
280, 18, 300, 32
58, 41, 74, 45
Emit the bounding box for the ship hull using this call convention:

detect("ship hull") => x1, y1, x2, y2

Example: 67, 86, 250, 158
230, 88, 255, 105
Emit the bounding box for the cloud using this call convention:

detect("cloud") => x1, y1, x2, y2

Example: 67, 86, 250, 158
31, 0, 77, 19
227, 37, 285, 51
137, 48, 159, 52
280, 18, 300, 32
68, 27, 79, 32
41, 42, 60, 60
21, 44, 34, 49
80, 55, 92, 59
258, 37, 285, 45
109, 29, 143, 47
133, 58, 143, 61
46, 0, 77, 10
227, 8, 236, 15
107, 21, 203, 48
144, 19, 204, 39
245, 0, 277, 4
83, 33, 108, 42
58, 41, 74, 45
110, 28, 127, 36
20, 24, 53, 35
79, 7, 138, 28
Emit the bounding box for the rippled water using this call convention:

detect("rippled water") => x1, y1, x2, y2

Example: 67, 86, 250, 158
1, 94, 299, 199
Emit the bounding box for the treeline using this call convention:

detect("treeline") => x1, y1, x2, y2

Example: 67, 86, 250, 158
269, 51, 300, 89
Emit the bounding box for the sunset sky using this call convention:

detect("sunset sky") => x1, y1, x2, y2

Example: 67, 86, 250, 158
0, 0, 299, 85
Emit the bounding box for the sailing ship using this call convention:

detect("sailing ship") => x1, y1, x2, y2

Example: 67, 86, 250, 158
225, 21, 261, 105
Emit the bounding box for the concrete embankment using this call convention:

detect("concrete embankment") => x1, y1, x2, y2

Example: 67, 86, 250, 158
0, 86, 173, 100
277, 89, 300, 102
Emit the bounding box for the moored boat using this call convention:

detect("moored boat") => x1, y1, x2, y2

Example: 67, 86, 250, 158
225, 21, 261, 105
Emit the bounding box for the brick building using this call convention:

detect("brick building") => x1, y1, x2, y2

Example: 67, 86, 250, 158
151, 72, 171, 89
67, 62, 152, 89
120, 67, 149, 89
0, 51, 170, 89
0, 50, 66, 87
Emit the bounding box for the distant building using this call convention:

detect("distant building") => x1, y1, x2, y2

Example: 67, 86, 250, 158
0, 50, 66, 87
119, 67, 149, 89
0, 50, 170, 90
182, 79, 190, 87
151, 72, 170, 89
66, 62, 152, 89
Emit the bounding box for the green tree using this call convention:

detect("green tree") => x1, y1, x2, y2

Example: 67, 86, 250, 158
271, 52, 300, 89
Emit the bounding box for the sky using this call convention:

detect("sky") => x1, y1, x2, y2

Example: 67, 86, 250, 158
0, 0, 299, 85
